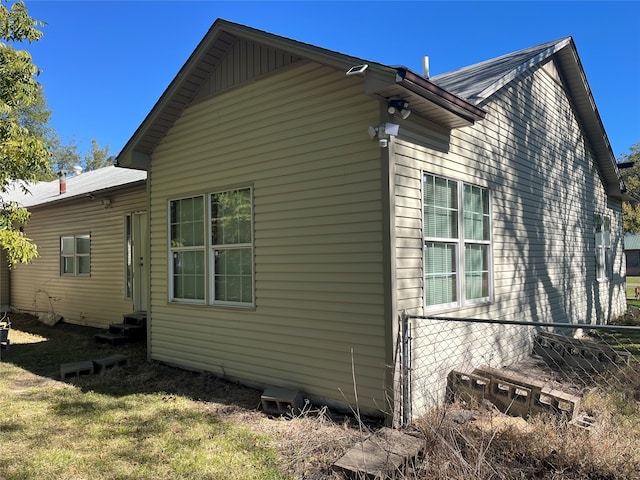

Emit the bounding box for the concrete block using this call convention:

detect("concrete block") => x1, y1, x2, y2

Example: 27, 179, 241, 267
60, 360, 94, 380
470, 366, 581, 421
261, 387, 304, 415
489, 379, 532, 418
93, 354, 129, 375
447, 370, 490, 404
535, 331, 630, 372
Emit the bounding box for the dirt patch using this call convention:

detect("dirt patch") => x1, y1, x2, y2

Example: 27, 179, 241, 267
7, 371, 69, 396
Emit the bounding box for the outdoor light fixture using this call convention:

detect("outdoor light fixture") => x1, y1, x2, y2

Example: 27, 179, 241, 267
368, 123, 400, 148
101, 198, 112, 208
387, 99, 411, 119
346, 64, 369, 76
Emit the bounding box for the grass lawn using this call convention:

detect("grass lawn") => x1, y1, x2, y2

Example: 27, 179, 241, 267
0, 314, 359, 480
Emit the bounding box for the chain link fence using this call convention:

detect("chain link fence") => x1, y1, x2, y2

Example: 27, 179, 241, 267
401, 312, 640, 428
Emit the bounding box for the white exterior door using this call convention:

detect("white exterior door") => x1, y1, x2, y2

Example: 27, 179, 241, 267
132, 212, 148, 312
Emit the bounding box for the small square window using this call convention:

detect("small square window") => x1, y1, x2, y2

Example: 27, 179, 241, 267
60, 234, 90, 276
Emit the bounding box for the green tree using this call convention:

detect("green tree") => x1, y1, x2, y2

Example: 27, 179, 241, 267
84, 138, 113, 171
44, 135, 81, 180
43, 137, 112, 180
0, 0, 48, 266
619, 142, 640, 232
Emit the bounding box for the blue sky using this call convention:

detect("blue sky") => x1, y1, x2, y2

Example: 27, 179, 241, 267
22, 1, 640, 160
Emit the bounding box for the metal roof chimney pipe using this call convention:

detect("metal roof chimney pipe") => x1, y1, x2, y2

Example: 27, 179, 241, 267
423, 56, 430, 79
58, 170, 67, 195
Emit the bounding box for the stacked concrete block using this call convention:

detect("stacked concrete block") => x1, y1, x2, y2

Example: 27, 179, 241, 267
534, 331, 631, 372
448, 365, 581, 422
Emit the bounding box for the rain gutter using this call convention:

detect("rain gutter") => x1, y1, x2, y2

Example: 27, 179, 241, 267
395, 67, 486, 124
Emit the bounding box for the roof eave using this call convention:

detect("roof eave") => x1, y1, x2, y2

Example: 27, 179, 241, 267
553, 40, 625, 202
395, 68, 486, 125
15, 179, 147, 209
116, 19, 381, 170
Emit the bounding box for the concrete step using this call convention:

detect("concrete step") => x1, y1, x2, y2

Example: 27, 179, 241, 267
108, 323, 145, 338
123, 312, 147, 326
94, 331, 130, 345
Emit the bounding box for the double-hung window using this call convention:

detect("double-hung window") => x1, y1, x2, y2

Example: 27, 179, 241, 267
595, 213, 611, 281
170, 196, 206, 301
169, 187, 253, 306
60, 234, 91, 276
423, 174, 491, 310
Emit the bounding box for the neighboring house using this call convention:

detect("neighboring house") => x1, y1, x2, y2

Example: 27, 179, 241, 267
0, 249, 8, 312
115, 20, 631, 421
624, 233, 640, 276
2, 166, 147, 328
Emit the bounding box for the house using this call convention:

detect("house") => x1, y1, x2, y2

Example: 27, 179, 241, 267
0, 248, 9, 313
2, 166, 147, 327
624, 233, 640, 276
112, 19, 631, 422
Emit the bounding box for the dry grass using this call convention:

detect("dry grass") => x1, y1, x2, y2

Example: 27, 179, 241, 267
1, 313, 639, 479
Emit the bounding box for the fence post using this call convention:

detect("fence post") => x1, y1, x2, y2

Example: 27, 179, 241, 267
401, 310, 411, 427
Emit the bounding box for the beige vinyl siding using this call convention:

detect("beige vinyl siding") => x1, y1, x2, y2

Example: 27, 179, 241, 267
0, 249, 9, 310
10, 187, 146, 328
394, 60, 625, 414
397, 60, 624, 322
193, 38, 302, 102
149, 61, 387, 414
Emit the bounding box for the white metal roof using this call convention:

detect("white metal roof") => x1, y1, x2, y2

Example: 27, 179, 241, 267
2, 165, 146, 208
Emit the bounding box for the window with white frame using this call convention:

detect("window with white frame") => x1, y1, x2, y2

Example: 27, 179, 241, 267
595, 213, 611, 281
169, 187, 253, 306
423, 174, 491, 309
60, 234, 91, 276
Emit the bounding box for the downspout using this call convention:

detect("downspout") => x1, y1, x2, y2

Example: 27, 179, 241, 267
382, 126, 400, 427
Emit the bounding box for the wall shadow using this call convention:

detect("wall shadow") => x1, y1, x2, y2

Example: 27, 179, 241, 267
485, 69, 621, 328
1, 313, 262, 411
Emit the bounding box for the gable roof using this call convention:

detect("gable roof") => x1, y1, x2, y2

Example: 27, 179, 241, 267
3, 165, 146, 208
116, 18, 485, 170
431, 38, 571, 105
115, 20, 632, 202
431, 37, 632, 201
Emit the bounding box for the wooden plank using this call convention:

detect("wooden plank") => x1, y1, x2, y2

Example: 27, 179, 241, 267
333, 428, 424, 479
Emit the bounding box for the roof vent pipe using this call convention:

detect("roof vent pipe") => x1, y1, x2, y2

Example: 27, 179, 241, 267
58, 170, 67, 195
72, 165, 83, 176
423, 56, 430, 79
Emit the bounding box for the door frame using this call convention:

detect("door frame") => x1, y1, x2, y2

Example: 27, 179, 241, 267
131, 211, 148, 312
